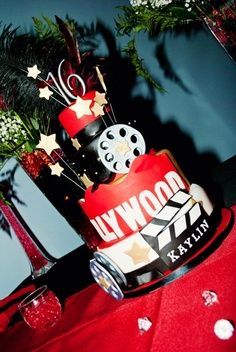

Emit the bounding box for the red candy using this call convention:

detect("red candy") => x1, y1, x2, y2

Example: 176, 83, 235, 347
19, 286, 62, 330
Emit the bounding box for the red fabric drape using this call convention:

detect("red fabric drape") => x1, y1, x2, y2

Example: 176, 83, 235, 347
0, 206, 236, 352
0, 284, 36, 332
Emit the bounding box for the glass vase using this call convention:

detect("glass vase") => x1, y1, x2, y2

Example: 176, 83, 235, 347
204, 2, 236, 62
0, 199, 55, 279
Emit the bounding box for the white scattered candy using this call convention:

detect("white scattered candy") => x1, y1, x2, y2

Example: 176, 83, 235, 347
138, 317, 152, 334
214, 319, 234, 340
202, 290, 219, 306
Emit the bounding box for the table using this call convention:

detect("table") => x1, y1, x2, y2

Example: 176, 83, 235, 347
0, 206, 236, 352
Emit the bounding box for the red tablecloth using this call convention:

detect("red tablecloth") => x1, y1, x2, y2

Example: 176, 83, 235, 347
1, 206, 236, 352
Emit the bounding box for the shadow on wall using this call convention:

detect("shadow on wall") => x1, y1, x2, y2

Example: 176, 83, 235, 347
95, 21, 221, 204
0, 19, 224, 238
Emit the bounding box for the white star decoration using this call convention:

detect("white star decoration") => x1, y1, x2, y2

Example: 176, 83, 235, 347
94, 91, 107, 106
71, 138, 81, 150
39, 86, 53, 100
49, 162, 64, 177
27, 65, 41, 79
36, 133, 60, 156
91, 102, 105, 117
69, 96, 92, 119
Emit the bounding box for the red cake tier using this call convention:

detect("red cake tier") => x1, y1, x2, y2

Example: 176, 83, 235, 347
79, 151, 189, 249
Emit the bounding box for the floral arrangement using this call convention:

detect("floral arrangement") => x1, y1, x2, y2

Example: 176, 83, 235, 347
0, 110, 28, 158
115, 0, 236, 90
0, 16, 105, 202
0, 104, 54, 180
0, 109, 49, 159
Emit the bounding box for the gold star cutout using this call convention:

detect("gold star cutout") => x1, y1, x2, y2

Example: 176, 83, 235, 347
115, 141, 131, 155
69, 95, 92, 119
71, 138, 81, 150
94, 91, 108, 106
39, 86, 53, 100
36, 133, 60, 156
80, 173, 94, 188
91, 102, 105, 117
27, 64, 41, 79
49, 162, 64, 177
98, 275, 111, 290
124, 241, 151, 265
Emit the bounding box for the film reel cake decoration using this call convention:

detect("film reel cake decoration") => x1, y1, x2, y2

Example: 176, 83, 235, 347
93, 251, 128, 287
97, 124, 146, 174
89, 259, 124, 300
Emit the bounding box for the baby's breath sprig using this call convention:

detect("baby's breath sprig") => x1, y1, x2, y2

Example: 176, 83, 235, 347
0, 110, 40, 159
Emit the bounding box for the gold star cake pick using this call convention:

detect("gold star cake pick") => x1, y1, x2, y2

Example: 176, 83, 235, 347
39, 86, 53, 100
27, 64, 41, 79
49, 162, 64, 176
36, 133, 60, 156
71, 138, 82, 151
69, 95, 92, 119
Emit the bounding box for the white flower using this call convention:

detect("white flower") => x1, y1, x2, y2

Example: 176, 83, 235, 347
130, 0, 148, 6
0, 111, 28, 147
150, 0, 172, 8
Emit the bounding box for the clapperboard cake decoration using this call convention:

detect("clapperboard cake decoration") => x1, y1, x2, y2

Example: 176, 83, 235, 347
140, 193, 213, 270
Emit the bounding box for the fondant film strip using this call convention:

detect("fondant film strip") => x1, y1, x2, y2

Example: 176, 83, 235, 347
98, 232, 159, 274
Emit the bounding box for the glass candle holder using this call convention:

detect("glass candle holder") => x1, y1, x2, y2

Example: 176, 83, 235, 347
18, 285, 62, 330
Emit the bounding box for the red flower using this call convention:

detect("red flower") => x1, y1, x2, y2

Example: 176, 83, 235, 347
21, 150, 51, 179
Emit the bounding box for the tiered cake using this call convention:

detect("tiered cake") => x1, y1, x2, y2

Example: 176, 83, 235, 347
57, 85, 233, 300
4, 15, 233, 301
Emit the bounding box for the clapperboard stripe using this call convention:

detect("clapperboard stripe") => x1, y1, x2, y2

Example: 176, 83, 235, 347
156, 228, 171, 250
141, 202, 202, 253
189, 203, 201, 225
157, 214, 188, 250
140, 190, 192, 239
156, 202, 202, 252
166, 199, 193, 229
142, 218, 170, 238
173, 214, 187, 238
170, 190, 191, 205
